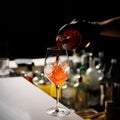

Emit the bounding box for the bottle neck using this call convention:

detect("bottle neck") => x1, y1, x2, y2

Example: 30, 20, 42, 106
105, 59, 119, 82
88, 53, 95, 69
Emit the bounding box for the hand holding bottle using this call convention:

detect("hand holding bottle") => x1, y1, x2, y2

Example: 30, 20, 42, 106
56, 16, 120, 51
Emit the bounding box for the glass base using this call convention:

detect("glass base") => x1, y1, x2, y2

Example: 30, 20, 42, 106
46, 107, 70, 116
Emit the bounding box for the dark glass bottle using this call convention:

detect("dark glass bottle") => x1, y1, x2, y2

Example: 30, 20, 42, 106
56, 16, 120, 50
100, 59, 117, 107
110, 59, 120, 120
102, 59, 120, 120
56, 19, 99, 50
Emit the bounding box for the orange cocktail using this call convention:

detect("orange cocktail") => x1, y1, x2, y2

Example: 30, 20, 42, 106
46, 60, 69, 86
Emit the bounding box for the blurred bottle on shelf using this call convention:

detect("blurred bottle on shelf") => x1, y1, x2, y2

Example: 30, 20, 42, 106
80, 49, 89, 69
79, 66, 87, 83
103, 58, 120, 120
61, 61, 80, 110
71, 49, 81, 69
85, 53, 101, 109
100, 59, 117, 107
96, 51, 105, 81
61, 81, 76, 111
75, 71, 88, 111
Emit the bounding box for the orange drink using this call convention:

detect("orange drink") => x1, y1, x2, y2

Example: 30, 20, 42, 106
46, 61, 69, 85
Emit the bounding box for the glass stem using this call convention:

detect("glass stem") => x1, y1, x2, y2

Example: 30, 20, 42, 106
55, 85, 59, 112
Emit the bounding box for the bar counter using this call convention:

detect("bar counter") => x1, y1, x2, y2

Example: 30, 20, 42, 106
0, 77, 83, 120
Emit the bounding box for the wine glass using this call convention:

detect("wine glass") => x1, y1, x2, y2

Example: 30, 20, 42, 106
44, 46, 70, 116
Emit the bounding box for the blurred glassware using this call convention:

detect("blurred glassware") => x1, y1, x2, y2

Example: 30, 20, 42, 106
0, 57, 10, 77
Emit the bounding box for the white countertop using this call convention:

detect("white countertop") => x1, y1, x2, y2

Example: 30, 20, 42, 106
0, 77, 83, 120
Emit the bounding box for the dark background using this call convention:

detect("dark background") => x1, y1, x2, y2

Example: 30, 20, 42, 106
0, 1, 120, 61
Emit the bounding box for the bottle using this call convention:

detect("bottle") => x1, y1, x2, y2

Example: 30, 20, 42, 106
61, 81, 76, 110
100, 59, 117, 105
103, 59, 120, 120
79, 65, 87, 83
110, 59, 120, 120
96, 51, 105, 81
80, 49, 89, 69
56, 19, 98, 50
75, 72, 88, 111
71, 49, 81, 69
85, 53, 101, 109
96, 52, 105, 71
56, 16, 120, 50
